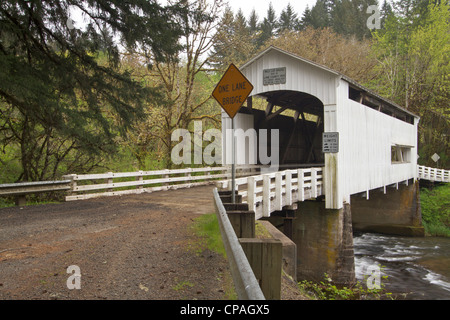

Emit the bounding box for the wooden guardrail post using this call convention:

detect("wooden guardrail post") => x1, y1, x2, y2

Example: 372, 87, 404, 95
311, 168, 317, 198
226, 209, 255, 238
247, 176, 256, 213
239, 238, 282, 300
219, 190, 254, 238
107, 172, 113, 192
163, 169, 170, 189
285, 170, 292, 207
262, 175, 271, 217
62, 174, 77, 196
275, 172, 283, 211
297, 169, 305, 201
137, 171, 143, 191
15, 194, 26, 206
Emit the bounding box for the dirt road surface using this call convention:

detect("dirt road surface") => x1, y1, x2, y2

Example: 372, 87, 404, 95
0, 186, 232, 300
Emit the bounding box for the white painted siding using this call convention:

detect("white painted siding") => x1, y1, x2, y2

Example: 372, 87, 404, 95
223, 47, 419, 209
336, 80, 417, 202
241, 49, 337, 106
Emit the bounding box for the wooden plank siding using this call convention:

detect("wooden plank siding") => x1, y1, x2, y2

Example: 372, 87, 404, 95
336, 80, 418, 204
231, 46, 420, 209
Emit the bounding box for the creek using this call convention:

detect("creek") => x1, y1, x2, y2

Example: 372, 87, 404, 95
353, 233, 450, 300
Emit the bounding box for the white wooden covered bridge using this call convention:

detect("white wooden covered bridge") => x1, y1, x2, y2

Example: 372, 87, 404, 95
220, 46, 421, 214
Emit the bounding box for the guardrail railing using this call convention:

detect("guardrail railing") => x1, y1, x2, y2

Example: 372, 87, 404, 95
213, 188, 265, 300
418, 165, 450, 183
0, 180, 71, 206
217, 167, 324, 219
62, 165, 263, 201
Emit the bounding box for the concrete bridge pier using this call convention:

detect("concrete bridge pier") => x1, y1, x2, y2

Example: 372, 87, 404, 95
290, 201, 356, 287
351, 180, 424, 237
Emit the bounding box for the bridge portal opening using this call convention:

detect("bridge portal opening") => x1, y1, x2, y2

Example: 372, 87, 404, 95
242, 90, 324, 169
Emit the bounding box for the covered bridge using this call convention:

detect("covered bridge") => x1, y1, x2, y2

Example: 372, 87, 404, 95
222, 46, 420, 210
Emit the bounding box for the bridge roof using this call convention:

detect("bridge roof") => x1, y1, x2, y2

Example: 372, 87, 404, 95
240, 46, 419, 120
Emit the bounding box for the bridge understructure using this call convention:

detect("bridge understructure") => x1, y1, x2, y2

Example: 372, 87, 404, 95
218, 46, 434, 286
218, 167, 427, 287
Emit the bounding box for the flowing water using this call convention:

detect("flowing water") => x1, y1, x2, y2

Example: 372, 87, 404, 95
353, 233, 450, 300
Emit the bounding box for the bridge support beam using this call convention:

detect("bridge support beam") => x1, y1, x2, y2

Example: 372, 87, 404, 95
291, 201, 356, 287
351, 180, 424, 237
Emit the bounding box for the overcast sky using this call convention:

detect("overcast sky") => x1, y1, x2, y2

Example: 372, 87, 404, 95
69, 1, 319, 34
224, 0, 318, 21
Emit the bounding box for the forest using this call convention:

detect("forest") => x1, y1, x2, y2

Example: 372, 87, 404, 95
0, 0, 449, 187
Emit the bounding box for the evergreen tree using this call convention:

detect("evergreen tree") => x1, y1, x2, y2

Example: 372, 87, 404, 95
299, 5, 313, 30
331, 0, 379, 39
278, 3, 300, 33
249, 9, 259, 33
0, 0, 186, 181
381, 0, 394, 27
209, 7, 256, 70
209, 6, 236, 70
259, 2, 278, 46
301, 0, 331, 29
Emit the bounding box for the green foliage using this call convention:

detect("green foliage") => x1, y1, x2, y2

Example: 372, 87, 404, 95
0, 0, 186, 181
420, 184, 450, 237
297, 271, 392, 300
191, 213, 226, 258
371, 0, 450, 168
0, 0, 448, 186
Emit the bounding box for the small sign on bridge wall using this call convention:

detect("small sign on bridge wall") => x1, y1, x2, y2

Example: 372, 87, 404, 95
263, 67, 286, 86
322, 132, 339, 153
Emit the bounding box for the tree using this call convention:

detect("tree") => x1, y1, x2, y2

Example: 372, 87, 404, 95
129, 0, 224, 168
209, 6, 256, 70
331, 0, 379, 39
371, 0, 450, 167
300, 0, 331, 29
0, 0, 186, 181
278, 4, 300, 33
249, 9, 259, 33
259, 2, 278, 46
269, 27, 378, 84
380, 0, 394, 28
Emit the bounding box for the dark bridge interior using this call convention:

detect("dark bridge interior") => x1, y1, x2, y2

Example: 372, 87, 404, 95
240, 90, 324, 168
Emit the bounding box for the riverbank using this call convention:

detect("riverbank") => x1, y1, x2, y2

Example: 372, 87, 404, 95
420, 183, 450, 237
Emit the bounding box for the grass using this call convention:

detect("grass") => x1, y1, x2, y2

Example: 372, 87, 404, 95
255, 221, 273, 239
0, 196, 62, 208
420, 183, 450, 237
190, 213, 237, 299
190, 213, 226, 258
172, 279, 194, 292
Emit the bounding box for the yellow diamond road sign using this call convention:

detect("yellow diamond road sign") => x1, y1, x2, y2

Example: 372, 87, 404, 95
212, 64, 253, 119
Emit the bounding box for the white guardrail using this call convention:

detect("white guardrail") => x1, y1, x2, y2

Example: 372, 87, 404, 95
418, 165, 450, 183
62, 166, 263, 202
217, 167, 324, 219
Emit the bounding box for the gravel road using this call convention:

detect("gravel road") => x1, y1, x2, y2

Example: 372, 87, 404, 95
0, 186, 232, 300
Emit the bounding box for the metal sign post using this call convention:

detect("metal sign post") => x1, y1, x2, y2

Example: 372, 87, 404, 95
231, 118, 235, 203
212, 64, 253, 204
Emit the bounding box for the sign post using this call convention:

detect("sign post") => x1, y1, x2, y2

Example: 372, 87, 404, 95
212, 64, 253, 203
431, 153, 440, 168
